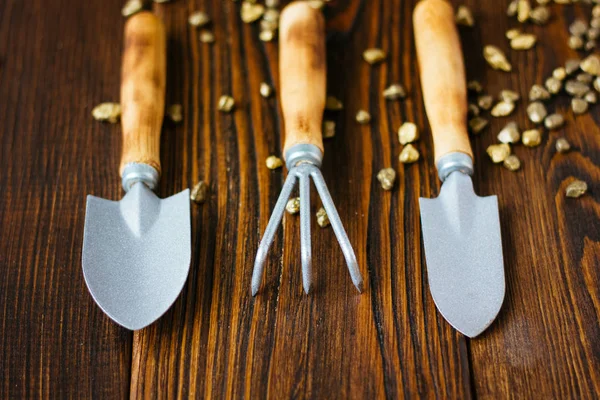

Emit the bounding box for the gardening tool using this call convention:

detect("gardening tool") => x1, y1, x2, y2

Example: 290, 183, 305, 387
414, 0, 505, 338
82, 12, 191, 330
251, 2, 363, 295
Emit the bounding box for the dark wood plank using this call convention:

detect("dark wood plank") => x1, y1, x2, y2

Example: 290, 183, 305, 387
0, 0, 132, 397
1, 0, 599, 398
131, 0, 469, 398
459, 1, 600, 398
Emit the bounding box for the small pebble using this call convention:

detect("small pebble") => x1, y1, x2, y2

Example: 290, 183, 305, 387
316, 207, 330, 228
565, 180, 588, 198
565, 59, 581, 75
259, 30, 275, 42
576, 73, 593, 84
506, 29, 521, 40
307, 0, 326, 10
363, 48, 386, 65
572, 98, 589, 114
553, 67, 567, 80
188, 11, 211, 27
544, 113, 565, 130
483, 45, 512, 72
265, 155, 283, 170
595, 77, 600, 92
241, 2, 265, 23
468, 103, 480, 116
584, 91, 597, 104
323, 120, 336, 138
122, 0, 143, 17
469, 117, 488, 134
199, 30, 215, 43
467, 80, 483, 93
478, 95, 493, 110
555, 138, 571, 153
585, 40, 596, 52
497, 121, 520, 144
569, 19, 588, 37
503, 155, 521, 171
580, 54, 600, 76
486, 143, 511, 163
527, 102, 548, 124
92, 102, 121, 123
568, 36, 584, 50
260, 82, 273, 98
511, 33, 537, 50
356, 110, 371, 124
565, 80, 590, 97
285, 197, 300, 214
522, 129, 542, 147
325, 96, 344, 110
545, 77, 562, 94
507, 1, 518, 17
190, 181, 209, 204
399, 144, 420, 163
499, 90, 520, 103
455, 5, 475, 26
529, 84, 551, 101
398, 122, 419, 144
383, 84, 406, 100
588, 28, 600, 41
377, 168, 396, 190
491, 100, 515, 117
517, 0, 530, 23
218, 95, 235, 112
167, 104, 183, 123
530, 6, 551, 24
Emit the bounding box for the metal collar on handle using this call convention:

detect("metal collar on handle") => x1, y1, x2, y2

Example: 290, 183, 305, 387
436, 152, 474, 182
121, 163, 160, 192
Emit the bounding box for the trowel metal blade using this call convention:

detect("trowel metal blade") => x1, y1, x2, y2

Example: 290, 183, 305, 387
82, 182, 191, 330
419, 171, 505, 338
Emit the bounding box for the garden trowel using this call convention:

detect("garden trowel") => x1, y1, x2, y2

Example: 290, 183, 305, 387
414, 0, 505, 338
82, 12, 191, 330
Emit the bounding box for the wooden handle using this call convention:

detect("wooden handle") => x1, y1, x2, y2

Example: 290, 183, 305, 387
279, 2, 326, 156
119, 12, 166, 176
413, 0, 473, 163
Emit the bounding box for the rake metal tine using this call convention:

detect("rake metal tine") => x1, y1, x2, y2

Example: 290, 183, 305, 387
299, 171, 312, 294
311, 169, 364, 293
251, 171, 298, 296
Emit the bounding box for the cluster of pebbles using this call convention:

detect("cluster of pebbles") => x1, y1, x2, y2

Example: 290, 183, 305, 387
460, 1, 597, 198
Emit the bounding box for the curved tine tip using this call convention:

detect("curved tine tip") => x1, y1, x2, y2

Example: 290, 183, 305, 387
251, 171, 298, 296
310, 169, 365, 293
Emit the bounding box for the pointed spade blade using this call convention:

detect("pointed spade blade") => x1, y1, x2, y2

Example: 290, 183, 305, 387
419, 172, 505, 338
82, 183, 191, 330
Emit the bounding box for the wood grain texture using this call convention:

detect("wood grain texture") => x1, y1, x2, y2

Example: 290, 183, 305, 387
0, 0, 598, 398
414, 0, 473, 163
280, 2, 326, 155
120, 11, 167, 176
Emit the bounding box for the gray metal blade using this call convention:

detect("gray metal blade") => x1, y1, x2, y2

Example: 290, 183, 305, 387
419, 171, 505, 338
82, 182, 191, 330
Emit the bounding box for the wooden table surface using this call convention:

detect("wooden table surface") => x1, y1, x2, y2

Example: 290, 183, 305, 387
1, 0, 599, 398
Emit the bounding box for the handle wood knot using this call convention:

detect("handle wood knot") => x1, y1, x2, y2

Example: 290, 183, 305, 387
119, 11, 166, 177
279, 2, 326, 157
414, 0, 473, 164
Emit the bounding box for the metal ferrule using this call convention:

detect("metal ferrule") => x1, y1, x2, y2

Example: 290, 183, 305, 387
436, 152, 474, 182
284, 144, 323, 170
121, 163, 160, 192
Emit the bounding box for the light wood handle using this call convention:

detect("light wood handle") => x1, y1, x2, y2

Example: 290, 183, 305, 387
119, 12, 166, 176
414, 0, 473, 163
279, 2, 326, 156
